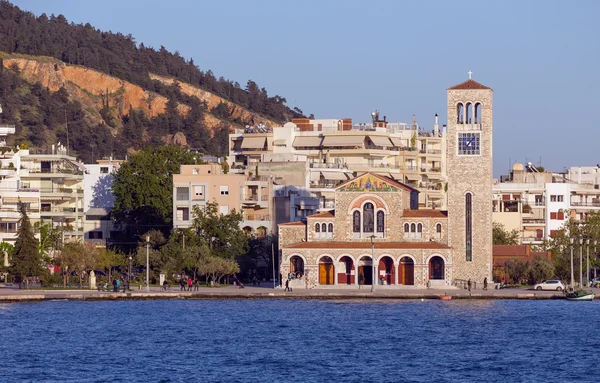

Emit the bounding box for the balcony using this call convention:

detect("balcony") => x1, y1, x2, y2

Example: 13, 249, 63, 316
427, 149, 442, 155
571, 201, 600, 208
319, 200, 335, 210
522, 236, 544, 244
243, 214, 270, 221
523, 218, 545, 225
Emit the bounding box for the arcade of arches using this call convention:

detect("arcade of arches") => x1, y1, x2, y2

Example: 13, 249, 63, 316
283, 253, 450, 287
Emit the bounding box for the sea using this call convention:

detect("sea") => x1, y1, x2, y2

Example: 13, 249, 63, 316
0, 299, 598, 382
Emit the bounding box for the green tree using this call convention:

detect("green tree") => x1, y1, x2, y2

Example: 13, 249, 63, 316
35, 220, 63, 258
192, 201, 247, 260
197, 255, 240, 285
493, 222, 520, 245
112, 145, 196, 234
59, 242, 99, 288
11, 203, 42, 287
95, 248, 127, 282
526, 255, 555, 284
504, 258, 527, 285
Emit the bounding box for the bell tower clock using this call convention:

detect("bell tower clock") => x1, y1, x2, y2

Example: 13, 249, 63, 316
446, 72, 493, 283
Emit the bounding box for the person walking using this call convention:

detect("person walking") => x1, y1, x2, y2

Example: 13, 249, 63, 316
187, 277, 192, 291
467, 279, 472, 292
252, 275, 257, 287
193, 279, 199, 291
116, 278, 121, 292
285, 279, 292, 292
483, 277, 488, 291
180, 278, 185, 291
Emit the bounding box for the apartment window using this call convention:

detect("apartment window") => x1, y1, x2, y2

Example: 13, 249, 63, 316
100, 167, 109, 174
219, 205, 229, 215
550, 195, 557, 202
176, 207, 190, 221
88, 231, 103, 239
194, 186, 204, 197
557, 195, 564, 202
220, 186, 229, 195
176, 187, 190, 201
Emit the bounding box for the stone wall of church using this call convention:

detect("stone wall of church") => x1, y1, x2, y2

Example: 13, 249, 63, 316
278, 225, 306, 247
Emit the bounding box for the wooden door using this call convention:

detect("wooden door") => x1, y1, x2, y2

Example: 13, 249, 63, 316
319, 263, 334, 285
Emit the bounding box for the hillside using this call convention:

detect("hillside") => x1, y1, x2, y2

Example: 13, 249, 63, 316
0, 1, 305, 161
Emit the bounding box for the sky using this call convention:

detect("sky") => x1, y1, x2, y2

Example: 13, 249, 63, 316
11, 0, 600, 177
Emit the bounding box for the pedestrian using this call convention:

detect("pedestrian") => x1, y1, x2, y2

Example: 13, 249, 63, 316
284, 279, 289, 291
193, 279, 199, 291
467, 279, 472, 292
180, 278, 185, 291
252, 275, 257, 286
116, 278, 121, 292
122, 279, 127, 292
112, 278, 117, 292
483, 277, 488, 291
187, 277, 192, 291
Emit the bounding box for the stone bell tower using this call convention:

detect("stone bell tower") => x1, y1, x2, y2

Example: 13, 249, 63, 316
446, 72, 493, 283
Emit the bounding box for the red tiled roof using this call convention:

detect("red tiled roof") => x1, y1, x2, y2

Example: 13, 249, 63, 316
336, 172, 416, 192
403, 209, 448, 218
447, 79, 492, 90
279, 221, 306, 226
493, 245, 529, 257
307, 210, 335, 218
284, 241, 450, 250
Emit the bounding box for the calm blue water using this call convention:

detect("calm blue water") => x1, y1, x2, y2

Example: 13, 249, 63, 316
0, 299, 598, 382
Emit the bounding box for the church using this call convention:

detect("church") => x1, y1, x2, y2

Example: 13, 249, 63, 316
278, 77, 493, 288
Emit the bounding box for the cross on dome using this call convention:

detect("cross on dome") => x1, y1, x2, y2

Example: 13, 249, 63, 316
468, 70, 472, 80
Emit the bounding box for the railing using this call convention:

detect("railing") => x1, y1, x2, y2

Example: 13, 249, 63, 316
523, 218, 545, 224
571, 201, 600, 207
319, 200, 335, 209
244, 214, 270, 221
40, 207, 80, 214
0, 208, 40, 213
309, 162, 346, 169
0, 187, 39, 192
242, 194, 259, 201
427, 149, 442, 154
85, 238, 106, 245
405, 165, 417, 171
29, 169, 83, 175
310, 182, 341, 189
429, 168, 441, 172
534, 200, 545, 206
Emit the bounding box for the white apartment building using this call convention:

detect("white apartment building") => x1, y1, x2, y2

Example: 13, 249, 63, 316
83, 158, 123, 247
229, 113, 447, 211
493, 163, 600, 245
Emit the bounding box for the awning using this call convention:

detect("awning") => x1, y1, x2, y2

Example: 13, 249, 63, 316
369, 136, 392, 147
389, 137, 404, 147
2, 196, 39, 203
310, 172, 321, 182
292, 136, 322, 148
405, 174, 420, 181
241, 137, 267, 149
272, 139, 286, 146
322, 136, 364, 147
321, 172, 348, 181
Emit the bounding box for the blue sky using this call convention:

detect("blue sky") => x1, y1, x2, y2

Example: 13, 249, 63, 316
12, 0, 600, 176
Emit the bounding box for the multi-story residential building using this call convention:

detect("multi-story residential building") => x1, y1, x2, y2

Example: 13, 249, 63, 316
493, 163, 600, 245
172, 163, 275, 237
83, 158, 123, 247
229, 113, 447, 210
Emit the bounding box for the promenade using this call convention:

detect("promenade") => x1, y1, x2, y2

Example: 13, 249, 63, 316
2, 283, 598, 303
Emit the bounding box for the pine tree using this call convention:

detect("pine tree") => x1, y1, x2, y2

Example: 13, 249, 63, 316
11, 203, 41, 287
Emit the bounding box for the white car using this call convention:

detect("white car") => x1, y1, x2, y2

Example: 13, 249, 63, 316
533, 280, 566, 291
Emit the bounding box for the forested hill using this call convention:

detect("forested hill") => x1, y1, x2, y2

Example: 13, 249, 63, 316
0, 1, 305, 162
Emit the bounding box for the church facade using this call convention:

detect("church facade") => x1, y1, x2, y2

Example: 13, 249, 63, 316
278, 77, 494, 289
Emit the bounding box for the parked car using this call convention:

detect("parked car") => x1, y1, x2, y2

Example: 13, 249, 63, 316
533, 280, 566, 291
591, 278, 600, 288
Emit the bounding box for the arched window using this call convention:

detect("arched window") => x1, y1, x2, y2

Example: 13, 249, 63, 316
353, 211, 361, 233
404, 223, 410, 233
417, 223, 423, 233
376, 211, 384, 233
328, 223, 333, 232
466, 193, 473, 261
410, 223, 416, 233
315, 223, 320, 233
465, 102, 472, 124
321, 223, 327, 233
363, 203, 374, 232
436, 223, 442, 233
475, 103, 482, 124
457, 103, 464, 124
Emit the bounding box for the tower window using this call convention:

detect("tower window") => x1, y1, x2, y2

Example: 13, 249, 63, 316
353, 211, 361, 233
315, 223, 320, 233
328, 223, 333, 233
404, 223, 409, 233
321, 223, 327, 233
376, 211, 384, 233
363, 203, 374, 233
466, 193, 473, 262
436, 223, 442, 233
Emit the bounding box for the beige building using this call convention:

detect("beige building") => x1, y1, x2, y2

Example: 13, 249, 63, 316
229, 113, 447, 211
279, 77, 494, 288
172, 163, 274, 236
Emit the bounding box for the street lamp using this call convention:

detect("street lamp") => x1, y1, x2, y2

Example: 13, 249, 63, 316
146, 235, 150, 291
586, 238, 590, 287
579, 238, 583, 288
570, 237, 574, 290
370, 235, 376, 293
595, 240, 598, 280
129, 256, 132, 285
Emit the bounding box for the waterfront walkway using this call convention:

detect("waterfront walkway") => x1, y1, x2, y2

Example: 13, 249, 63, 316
1, 283, 599, 303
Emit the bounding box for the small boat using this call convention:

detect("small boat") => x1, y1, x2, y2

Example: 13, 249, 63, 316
439, 294, 452, 301
565, 290, 595, 301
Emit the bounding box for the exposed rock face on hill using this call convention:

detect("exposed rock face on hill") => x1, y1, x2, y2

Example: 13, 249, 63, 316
150, 73, 279, 128
1, 55, 278, 134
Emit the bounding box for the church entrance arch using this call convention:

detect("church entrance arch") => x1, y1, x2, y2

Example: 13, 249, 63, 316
357, 256, 373, 286
378, 256, 395, 285
318, 256, 334, 285
289, 255, 304, 279
398, 256, 414, 285
429, 256, 445, 280
338, 256, 354, 285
